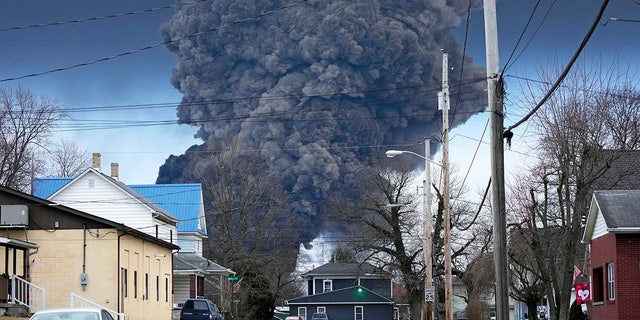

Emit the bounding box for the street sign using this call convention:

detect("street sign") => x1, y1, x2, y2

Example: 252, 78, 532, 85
425, 285, 435, 302
227, 276, 238, 281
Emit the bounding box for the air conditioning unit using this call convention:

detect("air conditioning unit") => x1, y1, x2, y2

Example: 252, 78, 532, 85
0, 205, 28, 226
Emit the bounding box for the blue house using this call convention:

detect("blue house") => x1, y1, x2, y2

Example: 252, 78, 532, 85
287, 262, 394, 320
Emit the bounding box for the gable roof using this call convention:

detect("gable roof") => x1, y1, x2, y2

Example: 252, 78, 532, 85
591, 150, 640, 190
129, 184, 206, 235
304, 262, 390, 278
0, 185, 179, 250
173, 252, 233, 275
583, 190, 640, 242
286, 286, 393, 305
34, 176, 204, 234
33, 178, 72, 199
34, 168, 181, 224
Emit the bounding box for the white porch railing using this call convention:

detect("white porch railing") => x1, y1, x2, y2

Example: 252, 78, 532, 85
70, 292, 125, 320
11, 275, 45, 313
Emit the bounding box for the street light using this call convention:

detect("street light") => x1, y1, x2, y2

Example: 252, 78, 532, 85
386, 138, 436, 320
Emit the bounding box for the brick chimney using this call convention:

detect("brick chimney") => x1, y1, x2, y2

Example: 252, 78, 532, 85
92, 153, 101, 171
111, 163, 119, 180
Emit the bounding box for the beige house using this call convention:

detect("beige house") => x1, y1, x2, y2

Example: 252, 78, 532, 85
0, 184, 179, 320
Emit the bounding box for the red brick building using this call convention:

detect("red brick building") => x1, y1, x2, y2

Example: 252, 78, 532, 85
582, 190, 640, 320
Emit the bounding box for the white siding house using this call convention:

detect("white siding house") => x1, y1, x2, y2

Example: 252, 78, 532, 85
47, 168, 179, 244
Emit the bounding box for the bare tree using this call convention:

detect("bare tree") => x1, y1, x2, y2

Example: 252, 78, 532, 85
195, 138, 296, 320
44, 138, 90, 177
462, 253, 494, 320
336, 165, 424, 320
334, 163, 486, 320
0, 86, 64, 191
507, 58, 640, 320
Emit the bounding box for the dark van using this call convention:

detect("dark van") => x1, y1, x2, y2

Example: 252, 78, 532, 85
180, 298, 224, 320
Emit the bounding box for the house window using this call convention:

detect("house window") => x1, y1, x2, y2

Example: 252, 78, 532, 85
323, 280, 332, 292
592, 267, 603, 303
156, 275, 160, 301
145, 273, 149, 300
298, 307, 307, 320
165, 277, 169, 302
317, 307, 326, 314
607, 263, 615, 301
355, 306, 363, 320
122, 268, 128, 298
134, 271, 138, 298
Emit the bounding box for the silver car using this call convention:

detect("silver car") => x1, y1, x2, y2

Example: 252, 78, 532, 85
30, 307, 115, 320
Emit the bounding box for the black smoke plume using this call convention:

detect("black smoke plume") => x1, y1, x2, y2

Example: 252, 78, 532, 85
157, 0, 487, 246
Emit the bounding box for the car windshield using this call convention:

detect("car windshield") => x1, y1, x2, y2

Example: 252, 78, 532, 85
193, 300, 209, 311
32, 311, 99, 320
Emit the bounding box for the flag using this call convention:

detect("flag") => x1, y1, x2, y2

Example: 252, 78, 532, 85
572, 264, 582, 284
575, 282, 591, 305
233, 277, 243, 294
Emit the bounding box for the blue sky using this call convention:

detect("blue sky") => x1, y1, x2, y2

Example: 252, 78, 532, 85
1, 0, 195, 183
1, 0, 639, 191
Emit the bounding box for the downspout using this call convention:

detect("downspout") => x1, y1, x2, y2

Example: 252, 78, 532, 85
83, 223, 87, 274
81, 223, 87, 292
118, 230, 125, 314
27, 247, 39, 281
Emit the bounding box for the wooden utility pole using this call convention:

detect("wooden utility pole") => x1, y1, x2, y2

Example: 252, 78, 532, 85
484, 0, 509, 319
439, 53, 453, 320
423, 138, 434, 320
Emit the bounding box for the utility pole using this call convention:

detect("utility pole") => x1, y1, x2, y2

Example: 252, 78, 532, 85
438, 52, 453, 320
423, 138, 434, 320
484, 0, 509, 319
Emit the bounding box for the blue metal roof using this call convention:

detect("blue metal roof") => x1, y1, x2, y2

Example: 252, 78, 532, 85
33, 178, 72, 199
33, 178, 205, 235
130, 184, 206, 235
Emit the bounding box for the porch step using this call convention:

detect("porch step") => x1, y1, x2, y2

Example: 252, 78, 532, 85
0, 303, 28, 317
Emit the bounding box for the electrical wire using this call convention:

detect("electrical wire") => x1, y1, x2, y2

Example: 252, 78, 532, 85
0, 0, 210, 33
0, 0, 308, 83
502, 0, 558, 73
501, 0, 544, 72
451, 0, 473, 119
505, 0, 611, 133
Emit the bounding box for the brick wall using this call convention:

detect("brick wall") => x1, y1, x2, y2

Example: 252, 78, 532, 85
590, 232, 640, 320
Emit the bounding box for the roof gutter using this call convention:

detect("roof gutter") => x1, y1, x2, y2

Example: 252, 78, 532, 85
608, 227, 640, 233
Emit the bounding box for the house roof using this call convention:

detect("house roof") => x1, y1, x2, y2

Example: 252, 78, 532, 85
591, 150, 640, 190
583, 190, 640, 242
173, 252, 234, 275
304, 262, 390, 278
37, 168, 179, 224
129, 184, 205, 235
33, 178, 72, 199
0, 185, 180, 250
33, 173, 206, 233
286, 286, 393, 305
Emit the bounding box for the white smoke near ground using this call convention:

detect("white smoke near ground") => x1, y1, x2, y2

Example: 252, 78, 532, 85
295, 232, 337, 273
158, 0, 487, 246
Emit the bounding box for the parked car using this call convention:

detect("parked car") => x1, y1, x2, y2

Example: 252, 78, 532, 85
311, 313, 329, 320
180, 298, 224, 320
30, 307, 115, 320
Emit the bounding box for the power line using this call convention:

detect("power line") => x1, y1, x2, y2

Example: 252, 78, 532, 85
0, 0, 210, 33
56, 76, 488, 114
505, 0, 611, 133
0, 0, 308, 83
49, 80, 489, 132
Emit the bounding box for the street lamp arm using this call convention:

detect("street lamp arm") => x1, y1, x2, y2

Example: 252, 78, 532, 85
385, 150, 442, 167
